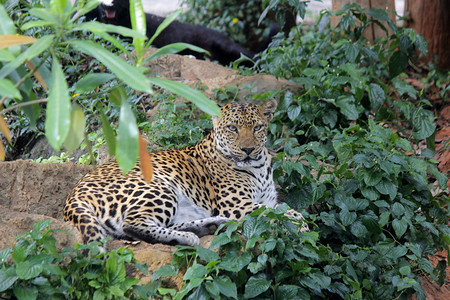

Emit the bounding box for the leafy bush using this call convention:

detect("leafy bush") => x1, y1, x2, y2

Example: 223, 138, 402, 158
0, 219, 150, 299
147, 3, 448, 299
0, 0, 219, 171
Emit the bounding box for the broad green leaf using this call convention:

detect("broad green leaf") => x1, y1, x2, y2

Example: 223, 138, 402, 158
399, 265, 411, 276
220, 252, 252, 272
335, 95, 359, 120
392, 218, 408, 238
21, 20, 58, 31
69, 40, 152, 93
389, 51, 408, 78
13, 286, 38, 300
100, 110, 116, 157
184, 263, 207, 281
215, 276, 237, 299
63, 104, 86, 153
339, 209, 357, 227
345, 43, 359, 63
0, 35, 37, 49
144, 43, 210, 62
0, 35, 54, 79
368, 8, 390, 21
116, 99, 139, 174
375, 179, 397, 200
0, 78, 21, 100
412, 108, 435, 140
16, 261, 43, 280
147, 77, 220, 116
414, 34, 428, 56
74, 21, 147, 39
244, 274, 271, 299
391, 203, 405, 218
45, 56, 71, 152
204, 281, 220, 297
369, 83, 385, 111
147, 9, 182, 46
153, 265, 178, 280
196, 246, 219, 263
287, 105, 301, 121
0, 269, 18, 292
351, 220, 369, 238
75, 73, 115, 93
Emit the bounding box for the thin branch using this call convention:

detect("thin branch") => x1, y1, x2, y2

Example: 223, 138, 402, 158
0, 98, 48, 116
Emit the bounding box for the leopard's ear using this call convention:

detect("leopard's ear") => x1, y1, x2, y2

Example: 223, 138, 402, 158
259, 99, 278, 122
212, 115, 220, 127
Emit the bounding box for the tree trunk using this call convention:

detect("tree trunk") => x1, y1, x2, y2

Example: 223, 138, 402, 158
404, 0, 450, 69
332, 0, 396, 43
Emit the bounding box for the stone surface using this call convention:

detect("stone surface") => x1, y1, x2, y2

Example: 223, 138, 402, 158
0, 206, 81, 250
0, 160, 93, 218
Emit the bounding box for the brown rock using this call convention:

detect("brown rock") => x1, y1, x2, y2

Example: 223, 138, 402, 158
0, 160, 93, 218
0, 206, 81, 250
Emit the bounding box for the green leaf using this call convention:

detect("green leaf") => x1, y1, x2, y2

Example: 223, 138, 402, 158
153, 265, 178, 280
375, 179, 397, 200
351, 220, 369, 238
391, 203, 405, 218
16, 261, 43, 280
336, 95, 359, 120
215, 276, 237, 299
392, 218, 408, 238
414, 34, 428, 56
412, 108, 435, 140
196, 246, 219, 263
242, 216, 270, 239
147, 9, 182, 46
0, 78, 21, 100
368, 8, 390, 21
220, 252, 252, 272
244, 274, 271, 299
45, 56, 71, 152
287, 105, 301, 121
145, 43, 210, 62
0, 35, 54, 79
13, 285, 38, 300
389, 51, 408, 78
399, 265, 411, 276
0, 269, 18, 292
130, 0, 146, 61
75, 73, 115, 93
339, 209, 357, 227
116, 99, 139, 174
369, 83, 385, 111
69, 40, 152, 93
74, 21, 147, 40
184, 263, 207, 281
345, 43, 359, 63
0, 5, 16, 35
63, 104, 85, 153
147, 77, 220, 116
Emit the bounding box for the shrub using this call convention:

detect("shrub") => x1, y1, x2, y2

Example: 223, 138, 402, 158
0, 219, 150, 299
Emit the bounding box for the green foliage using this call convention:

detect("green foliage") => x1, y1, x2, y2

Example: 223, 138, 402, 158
179, 0, 278, 52
147, 3, 448, 299
0, 0, 219, 172
0, 219, 150, 299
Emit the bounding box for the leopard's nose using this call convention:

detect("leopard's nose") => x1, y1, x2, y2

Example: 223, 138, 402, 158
241, 147, 255, 155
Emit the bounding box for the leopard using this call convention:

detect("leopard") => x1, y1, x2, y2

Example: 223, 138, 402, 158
63, 99, 308, 247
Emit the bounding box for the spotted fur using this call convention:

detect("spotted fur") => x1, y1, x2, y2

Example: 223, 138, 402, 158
63, 100, 308, 247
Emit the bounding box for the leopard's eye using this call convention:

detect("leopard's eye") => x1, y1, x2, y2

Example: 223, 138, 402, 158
227, 125, 238, 132
254, 125, 263, 132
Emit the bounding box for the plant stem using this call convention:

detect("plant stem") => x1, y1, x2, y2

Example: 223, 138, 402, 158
0, 98, 48, 115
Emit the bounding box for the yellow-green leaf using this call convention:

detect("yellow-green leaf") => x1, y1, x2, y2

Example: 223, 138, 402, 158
45, 56, 71, 151
63, 104, 86, 153
116, 100, 139, 174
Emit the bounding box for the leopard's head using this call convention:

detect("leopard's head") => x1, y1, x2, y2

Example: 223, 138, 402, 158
212, 99, 277, 167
